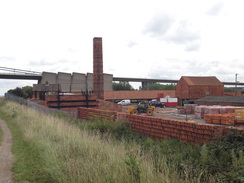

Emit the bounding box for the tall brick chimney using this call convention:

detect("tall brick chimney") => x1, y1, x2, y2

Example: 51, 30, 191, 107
93, 37, 104, 100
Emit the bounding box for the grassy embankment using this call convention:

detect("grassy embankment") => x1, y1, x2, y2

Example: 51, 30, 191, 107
0, 121, 3, 145
0, 98, 243, 183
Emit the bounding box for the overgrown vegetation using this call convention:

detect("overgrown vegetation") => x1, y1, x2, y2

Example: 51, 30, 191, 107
8, 86, 33, 99
77, 118, 244, 182
0, 98, 243, 183
0, 122, 3, 145
145, 83, 176, 90
112, 81, 135, 90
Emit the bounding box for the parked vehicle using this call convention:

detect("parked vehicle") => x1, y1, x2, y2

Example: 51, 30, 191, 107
149, 101, 166, 108
126, 102, 155, 116
117, 99, 131, 106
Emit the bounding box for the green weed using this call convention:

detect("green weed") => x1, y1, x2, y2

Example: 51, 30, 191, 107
0, 124, 3, 145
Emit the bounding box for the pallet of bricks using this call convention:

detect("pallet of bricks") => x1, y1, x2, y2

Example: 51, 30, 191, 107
235, 109, 244, 125
205, 108, 244, 126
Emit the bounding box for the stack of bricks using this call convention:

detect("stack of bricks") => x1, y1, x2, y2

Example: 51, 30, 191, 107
45, 94, 98, 111
235, 109, 244, 125
127, 115, 224, 144
97, 99, 122, 112
78, 107, 117, 121
195, 105, 244, 119
204, 114, 235, 125
195, 106, 207, 119
175, 104, 197, 115
184, 104, 197, 114
77, 107, 244, 144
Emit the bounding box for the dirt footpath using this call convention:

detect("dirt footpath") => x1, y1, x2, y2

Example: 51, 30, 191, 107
0, 119, 14, 183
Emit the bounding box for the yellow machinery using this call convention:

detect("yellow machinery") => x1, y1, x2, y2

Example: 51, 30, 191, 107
126, 102, 155, 116
235, 109, 244, 124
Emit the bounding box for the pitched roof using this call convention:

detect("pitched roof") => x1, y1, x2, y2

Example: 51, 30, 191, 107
196, 96, 244, 103
181, 76, 223, 85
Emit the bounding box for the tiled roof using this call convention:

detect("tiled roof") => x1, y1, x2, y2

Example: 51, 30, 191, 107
182, 76, 223, 85
196, 96, 244, 103
104, 90, 175, 100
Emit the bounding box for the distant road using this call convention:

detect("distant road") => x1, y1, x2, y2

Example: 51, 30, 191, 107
0, 73, 42, 81
0, 73, 243, 86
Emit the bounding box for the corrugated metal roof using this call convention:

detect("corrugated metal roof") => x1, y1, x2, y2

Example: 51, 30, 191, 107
182, 76, 223, 85
196, 96, 244, 103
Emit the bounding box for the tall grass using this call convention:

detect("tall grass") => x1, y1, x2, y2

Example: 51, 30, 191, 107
0, 122, 3, 145
76, 115, 244, 182
0, 98, 243, 183
0, 99, 181, 183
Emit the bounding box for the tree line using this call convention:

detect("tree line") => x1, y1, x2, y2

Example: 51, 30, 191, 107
112, 81, 176, 90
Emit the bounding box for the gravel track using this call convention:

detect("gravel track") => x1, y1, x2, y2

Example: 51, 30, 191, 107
0, 119, 14, 183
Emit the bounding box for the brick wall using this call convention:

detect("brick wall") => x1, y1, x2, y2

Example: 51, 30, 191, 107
77, 107, 243, 144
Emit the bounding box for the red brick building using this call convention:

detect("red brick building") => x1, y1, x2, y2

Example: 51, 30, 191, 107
176, 76, 224, 106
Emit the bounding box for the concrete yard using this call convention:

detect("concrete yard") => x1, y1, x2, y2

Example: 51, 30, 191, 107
122, 105, 205, 123
122, 105, 244, 130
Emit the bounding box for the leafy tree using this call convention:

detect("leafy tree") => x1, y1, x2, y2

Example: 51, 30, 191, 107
8, 86, 33, 99
143, 83, 176, 90
112, 81, 135, 91
22, 86, 33, 98
224, 87, 232, 92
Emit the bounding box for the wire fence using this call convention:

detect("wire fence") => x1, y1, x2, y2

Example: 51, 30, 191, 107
4, 93, 77, 118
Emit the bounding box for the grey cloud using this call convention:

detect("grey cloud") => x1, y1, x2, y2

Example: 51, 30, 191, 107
147, 58, 243, 83
67, 47, 78, 53
147, 61, 186, 80
206, 2, 224, 16
165, 21, 200, 44
0, 57, 16, 61
29, 58, 70, 67
184, 43, 201, 52
143, 12, 173, 37
127, 40, 137, 48
210, 61, 220, 67
29, 59, 53, 66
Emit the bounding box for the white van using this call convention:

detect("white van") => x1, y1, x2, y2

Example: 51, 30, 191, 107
117, 99, 131, 106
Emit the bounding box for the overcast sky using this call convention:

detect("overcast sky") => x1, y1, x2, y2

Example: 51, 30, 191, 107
0, 0, 244, 95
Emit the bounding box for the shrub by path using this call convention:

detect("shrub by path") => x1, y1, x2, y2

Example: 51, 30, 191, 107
0, 119, 14, 183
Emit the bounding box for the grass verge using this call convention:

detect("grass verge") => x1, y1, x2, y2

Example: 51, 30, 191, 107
0, 123, 3, 145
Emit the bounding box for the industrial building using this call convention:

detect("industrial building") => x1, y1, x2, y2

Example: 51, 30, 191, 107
176, 76, 224, 106
32, 37, 243, 108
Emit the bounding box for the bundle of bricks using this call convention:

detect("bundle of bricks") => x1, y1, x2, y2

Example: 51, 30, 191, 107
205, 114, 235, 125
97, 99, 122, 112
195, 105, 244, 119
78, 107, 117, 121
45, 94, 98, 111
175, 104, 197, 115
127, 115, 218, 144
234, 109, 244, 125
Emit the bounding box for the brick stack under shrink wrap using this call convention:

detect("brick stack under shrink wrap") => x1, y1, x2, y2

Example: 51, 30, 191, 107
195, 106, 207, 119
235, 109, 244, 124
